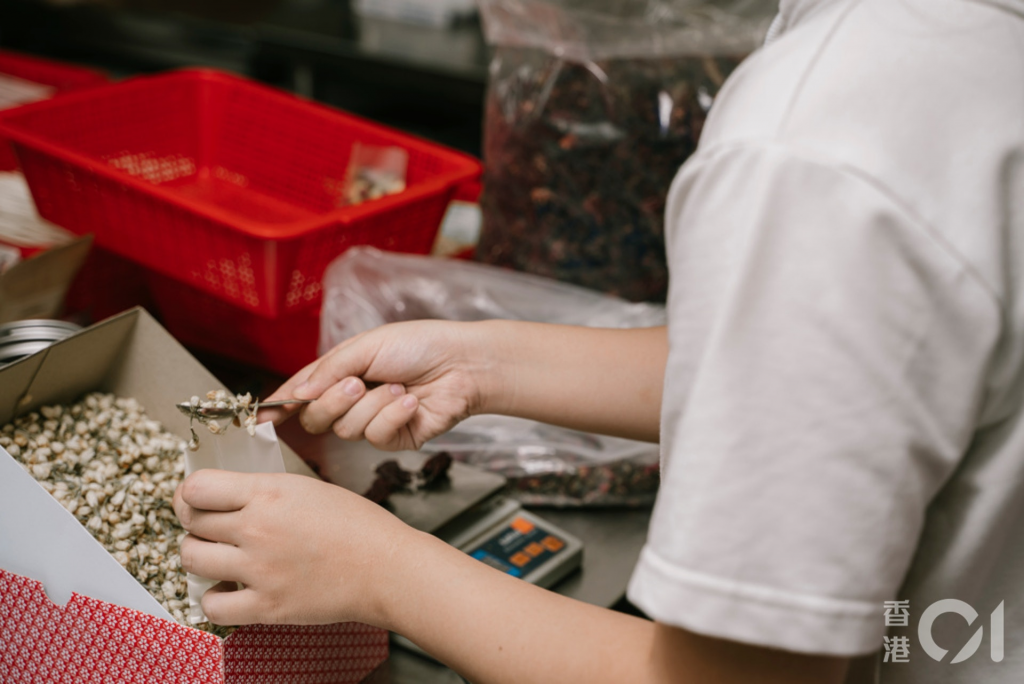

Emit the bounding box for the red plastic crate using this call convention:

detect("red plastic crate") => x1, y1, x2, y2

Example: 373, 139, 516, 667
0, 69, 482, 317
0, 50, 108, 171
65, 246, 155, 323
148, 269, 320, 377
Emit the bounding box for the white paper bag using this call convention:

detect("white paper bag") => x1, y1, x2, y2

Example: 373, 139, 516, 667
183, 420, 286, 625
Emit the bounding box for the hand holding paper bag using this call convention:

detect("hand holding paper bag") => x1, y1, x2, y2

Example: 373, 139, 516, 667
173, 431, 418, 628
182, 420, 286, 625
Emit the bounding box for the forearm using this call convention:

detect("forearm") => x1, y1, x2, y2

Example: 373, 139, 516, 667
380, 530, 655, 684
175, 470, 850, 682
478, 322, 667, 442
378, 530, 850, 684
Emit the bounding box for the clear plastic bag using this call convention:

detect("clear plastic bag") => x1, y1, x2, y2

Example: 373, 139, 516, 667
0, 244, 18, 273
320, 246, 665, 346
423, 415, 661, 507
476, 0, 773, 302
333, 143, 408, 207
320, 246, 665, 506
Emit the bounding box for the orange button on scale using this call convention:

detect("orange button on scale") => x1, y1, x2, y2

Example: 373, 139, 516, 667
510, 517, 535, 534
542, 536, 564, 552
525, 542, 544, 557
510, 552, 531, 567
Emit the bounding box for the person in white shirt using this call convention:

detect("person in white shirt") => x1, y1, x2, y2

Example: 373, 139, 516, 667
172, 0, 1024, 681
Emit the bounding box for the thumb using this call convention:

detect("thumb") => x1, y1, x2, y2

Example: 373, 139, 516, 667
293, 333, 375, 400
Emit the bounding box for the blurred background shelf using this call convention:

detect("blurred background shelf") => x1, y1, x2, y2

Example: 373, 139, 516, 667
0, 0, 487, 155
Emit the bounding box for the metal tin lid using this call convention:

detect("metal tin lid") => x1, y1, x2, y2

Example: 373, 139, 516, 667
0, 320, 81, 365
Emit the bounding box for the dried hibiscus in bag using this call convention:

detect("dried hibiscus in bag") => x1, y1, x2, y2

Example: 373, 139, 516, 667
476, 0, 773, 302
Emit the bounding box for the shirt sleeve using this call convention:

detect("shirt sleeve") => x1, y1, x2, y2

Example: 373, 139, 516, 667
627, 143, 1001, 656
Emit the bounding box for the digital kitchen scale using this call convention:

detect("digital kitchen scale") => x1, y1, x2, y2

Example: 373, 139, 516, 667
439, 495, 583, 586
392, 494, 584, 658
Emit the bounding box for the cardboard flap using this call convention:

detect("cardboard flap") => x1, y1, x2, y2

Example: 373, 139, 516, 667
0, 450, 173, 619
15, 307, 136, 417
102, 310, 225, 437
0, 235, 92, 324
0, 351, 46, 425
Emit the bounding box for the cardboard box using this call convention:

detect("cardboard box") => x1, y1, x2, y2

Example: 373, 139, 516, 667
0, 170, 108, 322
0, 308, 388, 683
0, 235, 92, 324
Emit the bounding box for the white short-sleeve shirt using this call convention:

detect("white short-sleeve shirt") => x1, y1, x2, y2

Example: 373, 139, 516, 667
627, 1, 1024, 681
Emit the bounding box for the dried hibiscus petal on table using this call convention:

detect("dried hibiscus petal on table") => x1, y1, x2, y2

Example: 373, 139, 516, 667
362, 452, 453, 506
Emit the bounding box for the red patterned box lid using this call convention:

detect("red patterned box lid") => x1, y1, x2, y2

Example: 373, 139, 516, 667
0, 569, 388, 684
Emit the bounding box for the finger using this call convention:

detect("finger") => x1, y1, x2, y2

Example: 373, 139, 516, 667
260, 359, 320, 425
298, 376, 367, 435
180, 534, 249, 583
364, 393, 420, 451
201, 583, 262, 626
293, 333, 374, 400
331, 383, 406, 441
177, 507, 245, 545
177, 470, 256, 514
